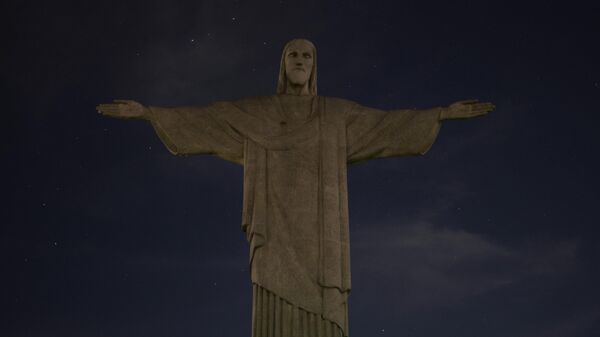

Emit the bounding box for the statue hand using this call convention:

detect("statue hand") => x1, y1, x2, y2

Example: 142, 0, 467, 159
441, 99, 495, 120
96, 99, 149, 119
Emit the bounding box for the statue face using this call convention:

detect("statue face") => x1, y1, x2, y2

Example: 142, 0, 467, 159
284, 40, 314, 86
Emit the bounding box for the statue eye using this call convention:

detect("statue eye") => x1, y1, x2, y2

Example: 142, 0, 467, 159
303, 53, 312, 59
288, 51, 298, 57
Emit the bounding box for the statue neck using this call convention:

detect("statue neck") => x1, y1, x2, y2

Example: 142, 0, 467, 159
285, 80, 311, 96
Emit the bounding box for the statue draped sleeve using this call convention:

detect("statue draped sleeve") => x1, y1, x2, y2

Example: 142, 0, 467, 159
145, 102, 247, 165
345, 103, 443, 164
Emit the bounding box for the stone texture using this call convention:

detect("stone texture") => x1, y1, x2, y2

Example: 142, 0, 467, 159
96, 38, 494, 337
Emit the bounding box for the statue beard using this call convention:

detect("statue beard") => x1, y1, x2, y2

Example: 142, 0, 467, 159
286, 69, 310, 87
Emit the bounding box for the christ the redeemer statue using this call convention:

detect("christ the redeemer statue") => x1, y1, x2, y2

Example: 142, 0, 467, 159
97, 39, 494, 337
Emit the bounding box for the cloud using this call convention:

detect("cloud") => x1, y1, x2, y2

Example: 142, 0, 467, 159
509, 309, 600, 337
351, 221, 579, 313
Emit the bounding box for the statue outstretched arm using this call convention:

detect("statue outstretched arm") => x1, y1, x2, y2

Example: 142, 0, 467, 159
346, 99, 493, 164
97, 99, 244, 164
346, 104, 442, 164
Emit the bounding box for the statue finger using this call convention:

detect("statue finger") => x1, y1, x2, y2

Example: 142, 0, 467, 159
471, 108, 490, 116
98, 109, 118, 116
113, 99, 136, 105
472, 104, 491, 111
97, 103, 122, 109
474, 103, 494, 110
479, 103, 495, 112
97, 105, 120, 111
96, 106, 111, 113
457, 99, 479, 105
98, 107, 122, 115
123, 107, 136, 114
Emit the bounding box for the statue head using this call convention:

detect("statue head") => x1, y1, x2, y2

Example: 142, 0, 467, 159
277, 39, 317, 96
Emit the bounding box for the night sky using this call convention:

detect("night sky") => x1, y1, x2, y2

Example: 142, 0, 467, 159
4, 1, 600, 336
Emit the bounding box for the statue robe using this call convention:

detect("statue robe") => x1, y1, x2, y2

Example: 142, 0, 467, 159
147, 95, 442, 337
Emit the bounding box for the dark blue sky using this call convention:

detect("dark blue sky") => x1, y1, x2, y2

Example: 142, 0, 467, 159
4, 1, 600, 336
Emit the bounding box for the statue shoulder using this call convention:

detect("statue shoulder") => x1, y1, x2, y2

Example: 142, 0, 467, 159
319, 96, 361, 115
215, 95, 279, 114
320, 96, 358, 106
224, 95, 282, 121
231, 95, 276, 108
